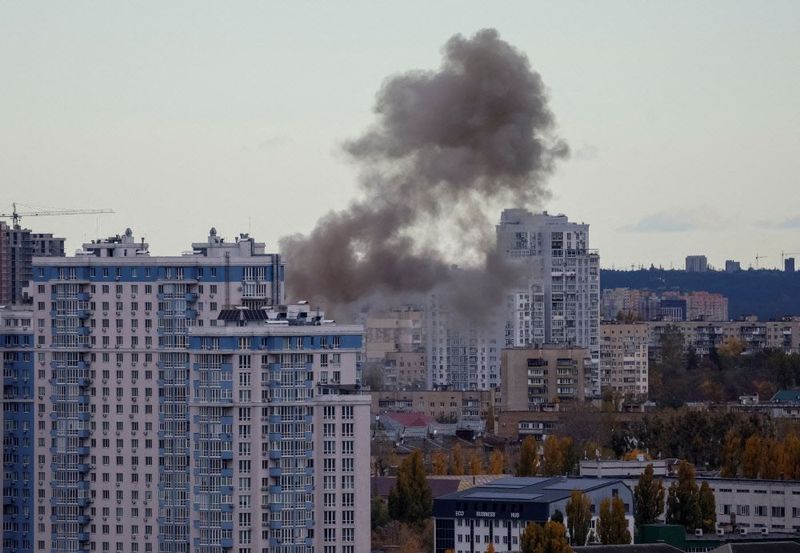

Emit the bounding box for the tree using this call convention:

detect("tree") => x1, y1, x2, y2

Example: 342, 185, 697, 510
449, 443, 465, 475
488, 450, 505, 475
486, 544, 496, 553
388, 450, 432, 525
543, 436, 574, 476
741, 434, 762, 478
597, 496, 631, 544
469, 450, 484, 475
517, 436, 539, 477
430, 451, 448, 475
720, 431, 742, 477
698, 481, 716, 533
666, 461, 701, 531
634, 463, 665, 528
565, 490, 591, 546
371, 495, 390, 531
782, 433, 800, 479
520, 521, 573, 553
551, 509, 564, 524
486, 403, 496, 435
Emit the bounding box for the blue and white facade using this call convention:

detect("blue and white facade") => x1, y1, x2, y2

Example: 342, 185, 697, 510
1, 306, 34, 553
25, 228, 369, 553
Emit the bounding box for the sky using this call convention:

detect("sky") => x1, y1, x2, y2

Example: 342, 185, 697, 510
1, 1, 798, 270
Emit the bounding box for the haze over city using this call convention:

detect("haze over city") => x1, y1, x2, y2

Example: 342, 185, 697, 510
2, 1, 799, 269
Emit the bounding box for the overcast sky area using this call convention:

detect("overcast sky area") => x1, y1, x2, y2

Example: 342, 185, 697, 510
1, 2, 798, 270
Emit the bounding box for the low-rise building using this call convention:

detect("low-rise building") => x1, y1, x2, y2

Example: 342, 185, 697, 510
371, 389, 494, 421
433, 476, 634, 553
580, 460, 800, 533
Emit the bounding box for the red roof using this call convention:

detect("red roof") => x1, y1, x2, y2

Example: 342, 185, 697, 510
383, 411, 435, 427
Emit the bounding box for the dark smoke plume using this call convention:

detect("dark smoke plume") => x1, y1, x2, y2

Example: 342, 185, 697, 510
280, 29, 567, 316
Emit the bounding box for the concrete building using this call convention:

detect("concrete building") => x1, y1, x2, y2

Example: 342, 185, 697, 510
497, 210, 601, 397
22, 227, 370, 553
362, 306, 424, 362
371, 389, 494, 420
725, 260, 742, 273
1, 306, 34, 553
684, 291, 729, 322
600, 322, 649, 398
786, 258, 796, 273
432, 476, 634, 553
427, 296, 502, 391
383, 350, 426, 390
500, 346, 588, 411
0, 221, 65, 304
647, 318, 800, 358
428, 210, 601, 395
580, 460, 800, 534
686, 255, 708, 273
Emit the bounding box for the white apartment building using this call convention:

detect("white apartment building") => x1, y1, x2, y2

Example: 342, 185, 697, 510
27, 227, 370, 553
496, 209, 601, 397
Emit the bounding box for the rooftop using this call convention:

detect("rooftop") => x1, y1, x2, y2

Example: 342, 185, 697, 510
438, 476, 627, 504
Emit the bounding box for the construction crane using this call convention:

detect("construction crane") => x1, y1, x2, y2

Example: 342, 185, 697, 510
0, 202, 114, 228
781, 251, 800, 265
755, 253, 769, 269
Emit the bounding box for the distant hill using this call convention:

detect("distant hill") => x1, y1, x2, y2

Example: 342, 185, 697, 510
600, 268, 800, 320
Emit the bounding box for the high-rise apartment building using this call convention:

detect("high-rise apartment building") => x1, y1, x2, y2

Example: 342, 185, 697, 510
1, 306, 34, 553
685, 255, 708, 273
427, 210, 601, 396
17, 227, 370, 553
0, 221, 65, 305
496, 209, 601, 397
426, 293, 501, 391
599, 322, 649, 398
361, 306, 424, 362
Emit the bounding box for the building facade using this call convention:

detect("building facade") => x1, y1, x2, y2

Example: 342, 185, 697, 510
371, 389, 494, 421
0, 221, 65, 305
496, 210, 601, 397
686, 255, 708, 273
600, 322, 649, 398
647, 318, 800, 358
433, 476, 634, 553
500, 346, 588, 411
361, 306, 424, 362
20, 227, 369, 553
580, 460, 800, 534
1, 306, 34, 553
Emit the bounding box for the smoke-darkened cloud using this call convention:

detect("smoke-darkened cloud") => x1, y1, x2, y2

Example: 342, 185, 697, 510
280, 29, 567, 316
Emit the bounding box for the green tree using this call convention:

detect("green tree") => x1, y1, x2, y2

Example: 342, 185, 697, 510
388, 450, 432, 525
597, 496, 631, 544
666, 461, 701, 531
698, 481, 716, 533
565, 490, 591, 546
371, 494, 390, 531
517, 436, 539, 477
634, 463, 665, 528
520, 521, 573, 553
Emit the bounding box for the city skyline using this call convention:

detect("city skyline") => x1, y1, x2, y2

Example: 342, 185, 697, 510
1, 2, 799, 270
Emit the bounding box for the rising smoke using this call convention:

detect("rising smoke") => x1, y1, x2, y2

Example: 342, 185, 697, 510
280, 29, 567, 317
